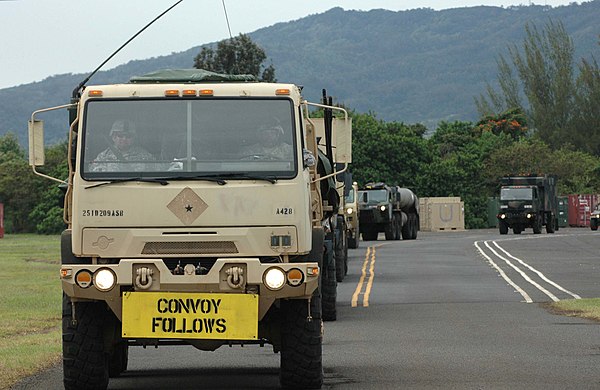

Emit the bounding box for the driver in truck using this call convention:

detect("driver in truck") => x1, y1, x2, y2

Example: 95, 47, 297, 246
241, 120, 293, 160
89, 119, 154, 172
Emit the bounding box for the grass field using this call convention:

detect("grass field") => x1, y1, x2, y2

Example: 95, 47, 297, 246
0, 234, 62, 390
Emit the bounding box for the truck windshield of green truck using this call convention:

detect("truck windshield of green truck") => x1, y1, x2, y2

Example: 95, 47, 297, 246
500, 187, 534, 201
359, 189, 388, 204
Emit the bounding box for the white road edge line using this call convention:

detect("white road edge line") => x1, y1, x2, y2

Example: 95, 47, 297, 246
492, 241, 581, 300
484, 241, 560, 302
474, 240, 533, 303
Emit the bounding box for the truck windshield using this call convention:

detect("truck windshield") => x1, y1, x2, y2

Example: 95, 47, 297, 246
81, 98, 297, 180
359, 189, 388, 204
500, 187, 533, 201
345, 188, 355, 203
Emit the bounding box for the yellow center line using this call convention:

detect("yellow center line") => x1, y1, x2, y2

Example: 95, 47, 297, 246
351, 246, 377, 307
351, 246, 371, 307
363, 247, 376, 307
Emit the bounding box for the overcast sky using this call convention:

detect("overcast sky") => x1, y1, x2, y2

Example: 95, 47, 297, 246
0, 0, 576, 89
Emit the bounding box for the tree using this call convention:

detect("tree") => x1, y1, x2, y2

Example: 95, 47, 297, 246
476, 20, 577, 150
194, 34, 276, 82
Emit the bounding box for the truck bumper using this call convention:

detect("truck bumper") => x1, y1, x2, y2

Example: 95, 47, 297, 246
61, 258, 319, 322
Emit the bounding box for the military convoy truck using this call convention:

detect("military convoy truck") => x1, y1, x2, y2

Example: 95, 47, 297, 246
358, 182, 419, 241
28, 69, 351, 389
497, 174, 558, 234
344, 181, 360, 249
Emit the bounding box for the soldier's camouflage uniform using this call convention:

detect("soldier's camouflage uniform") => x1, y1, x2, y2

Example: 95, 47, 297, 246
89, 146, 154, 172
240, 142, 293, 160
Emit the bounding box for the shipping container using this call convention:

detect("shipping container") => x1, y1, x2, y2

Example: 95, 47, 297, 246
557, 196, 568, 228
568, 194, 600, 227
419, 197, 465, 231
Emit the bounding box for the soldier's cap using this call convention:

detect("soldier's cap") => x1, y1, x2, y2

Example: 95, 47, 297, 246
110, 120, 136, 136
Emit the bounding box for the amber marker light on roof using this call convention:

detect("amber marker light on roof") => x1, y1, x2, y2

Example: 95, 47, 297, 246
199, 89, 214, 96
88, 90, 103, 97
164, 89, 180, 97
275, 89, 290, 95
182, 89, 197, 96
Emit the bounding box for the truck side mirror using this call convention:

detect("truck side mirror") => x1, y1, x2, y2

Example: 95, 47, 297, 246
332, 118, 352, 164
28, 119, 45, 166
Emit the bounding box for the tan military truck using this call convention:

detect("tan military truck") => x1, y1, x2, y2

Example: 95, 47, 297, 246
345, 181, 360, 248
28, 69, 351, 390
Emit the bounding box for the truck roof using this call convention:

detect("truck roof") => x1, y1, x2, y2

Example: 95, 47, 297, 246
129, 69, 258, 83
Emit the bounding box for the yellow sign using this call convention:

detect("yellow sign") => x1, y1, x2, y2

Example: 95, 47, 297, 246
122, 292, 258, 340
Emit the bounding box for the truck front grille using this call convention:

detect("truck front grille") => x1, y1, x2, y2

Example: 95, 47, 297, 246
141, 241, 238, 255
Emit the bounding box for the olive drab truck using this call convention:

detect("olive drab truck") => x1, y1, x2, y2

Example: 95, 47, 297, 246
28, 69, 351, 390
358, 182, 419, 241
497, 174, 558, 235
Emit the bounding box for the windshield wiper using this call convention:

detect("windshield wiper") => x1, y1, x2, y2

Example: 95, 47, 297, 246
85, 177, 170, 189
207, 173, 278, 184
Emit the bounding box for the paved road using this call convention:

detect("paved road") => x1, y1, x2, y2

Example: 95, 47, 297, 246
12, 228, 600, 389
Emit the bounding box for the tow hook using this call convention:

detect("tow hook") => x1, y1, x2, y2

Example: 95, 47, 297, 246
225, 266, 244, 289
135, 267, 154, 290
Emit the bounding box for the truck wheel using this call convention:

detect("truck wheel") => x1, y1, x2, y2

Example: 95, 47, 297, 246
512, 227, 521, 235
499, 220, 508, 235
335, 218, 347, 282
533, 216, 542, 234
348, 234, 359, 249
63, 294, 110, 390
280, 294, 323, 389
384, 220, 395, 240
401, 215, 411, 239
411, 215, 419, 239
591, 219, 598, 231
546, 214, 555, 233
321, 241, 337, 321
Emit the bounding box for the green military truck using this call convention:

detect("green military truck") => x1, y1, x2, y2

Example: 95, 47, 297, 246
358, 182, 419, 241
345, 181, 360, 249
497, 174, 558, 234
590, 206, 600, 231
28, 69, 351, 389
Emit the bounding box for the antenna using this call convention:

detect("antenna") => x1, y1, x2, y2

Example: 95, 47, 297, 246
72, 0, 184, 99
221, 0, 233, 39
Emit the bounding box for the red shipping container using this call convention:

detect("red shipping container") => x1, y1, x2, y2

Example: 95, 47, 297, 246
0, 203, 3, 238
568, 194, 600, 227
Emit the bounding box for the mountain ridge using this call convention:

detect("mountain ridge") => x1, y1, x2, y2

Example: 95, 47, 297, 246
1, 2, 599, 145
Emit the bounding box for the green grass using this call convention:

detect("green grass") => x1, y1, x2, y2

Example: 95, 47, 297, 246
546, 298, 600, 322
0, 234, 62, 390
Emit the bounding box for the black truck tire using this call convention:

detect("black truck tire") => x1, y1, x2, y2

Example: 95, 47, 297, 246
362, 227, 378, 241
321, 241, 337, 321
335, 216, 347, 282
546, 213, 555, 233
499, 220, 508, 235
348, 233, 359, 249
280, 293, 323, 389
533, 215, 542, 234
591, 219, 598, 231
384, 219, 395, 240
63, 294, 110, 390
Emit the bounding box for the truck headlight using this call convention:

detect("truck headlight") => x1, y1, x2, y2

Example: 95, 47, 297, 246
346, 207, 353, 215
380, 205, 386, 212
499, 214, 506, 219
94, 268, 116, 291
264, 267, 286, 290
526, 213, 533, 219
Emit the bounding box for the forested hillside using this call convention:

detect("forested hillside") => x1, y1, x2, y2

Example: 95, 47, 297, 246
1, 2, 600, 145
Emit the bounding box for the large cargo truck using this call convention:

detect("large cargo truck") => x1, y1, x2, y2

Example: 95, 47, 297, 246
497, 174, 558, 235
358, 182, 419, 241
28, 69, 351, 389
